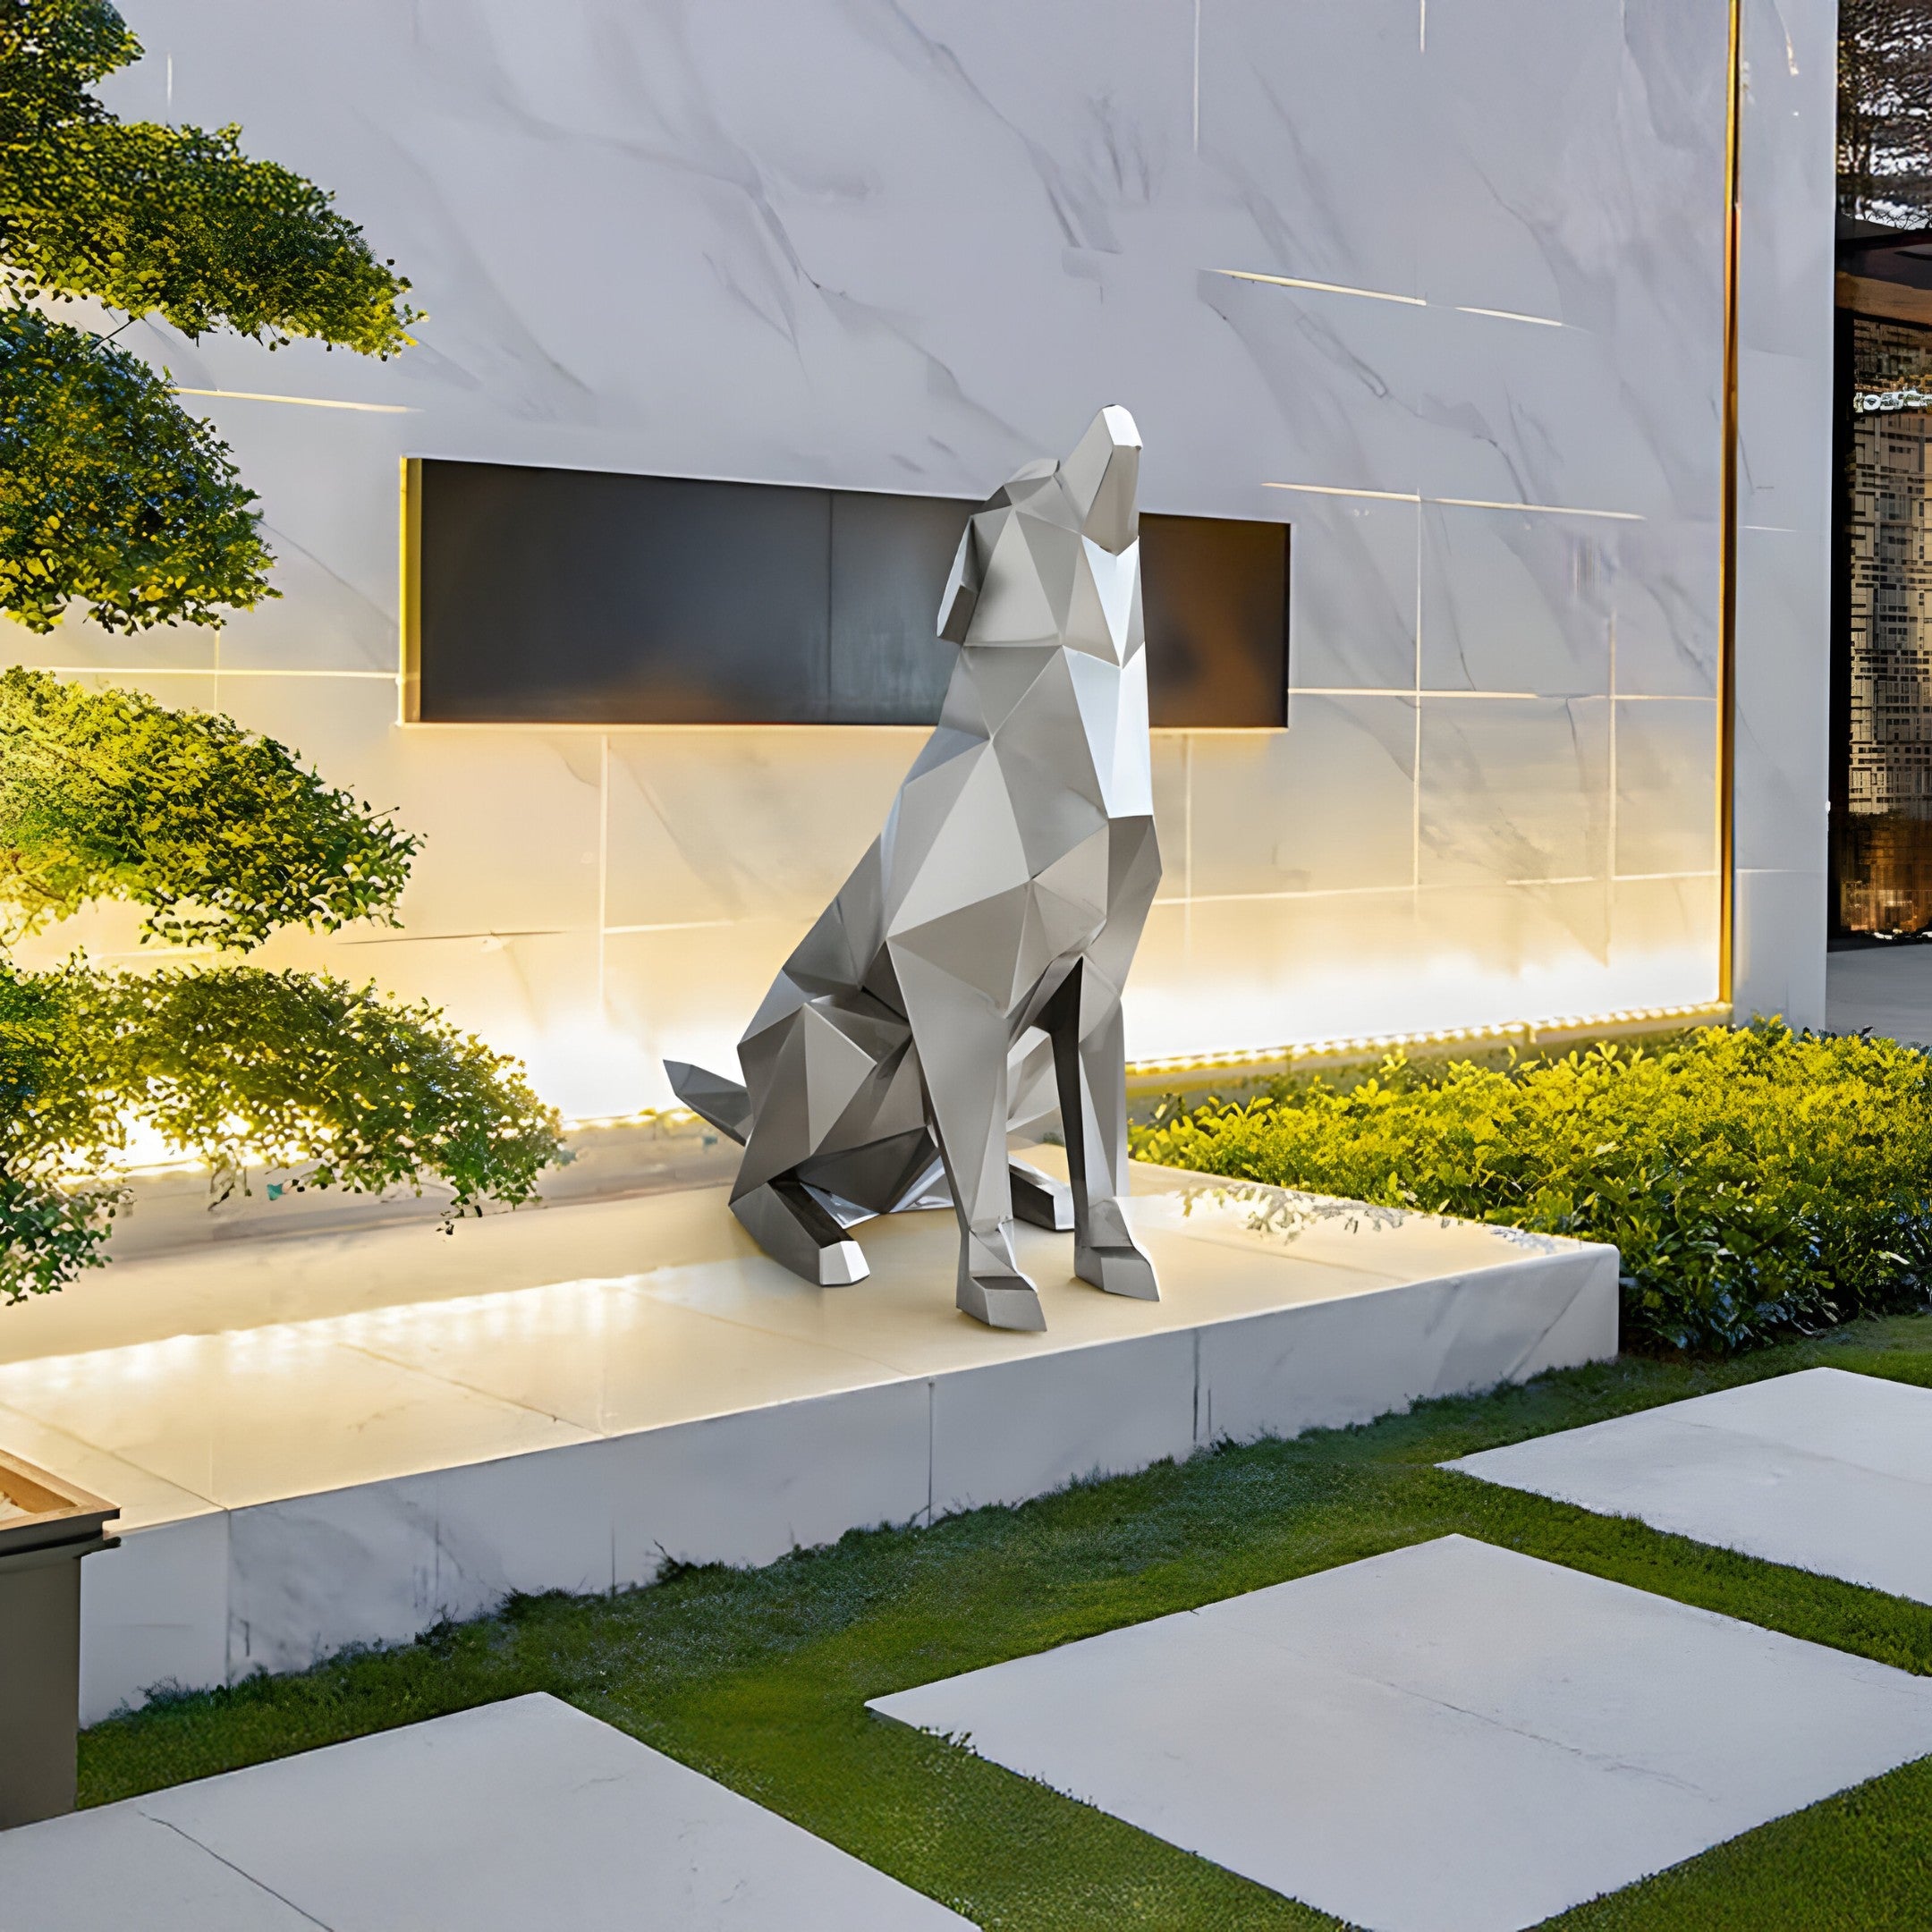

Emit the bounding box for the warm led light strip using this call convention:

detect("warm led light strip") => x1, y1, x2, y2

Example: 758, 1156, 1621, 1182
111, 1000, 1735, 1174
1123, 1001, 1733, 1080
1216, 272, 1564, 332
1214, 268, 1424, 306
1263, 481, 1643, 521
1265, 482, 1421, 504
174, 386, 416, 414
29, 666, 395, 681
562, 1002, 1737, 1137
1455, 304, 1562, 326
1432, 495, 1643, 521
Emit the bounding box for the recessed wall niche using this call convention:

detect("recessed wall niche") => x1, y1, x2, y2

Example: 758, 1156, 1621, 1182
402, 458, 1290, 728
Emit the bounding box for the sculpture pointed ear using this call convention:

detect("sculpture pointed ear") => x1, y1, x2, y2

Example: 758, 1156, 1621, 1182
1059, 405, 1141, 555
937, 516, 983, 642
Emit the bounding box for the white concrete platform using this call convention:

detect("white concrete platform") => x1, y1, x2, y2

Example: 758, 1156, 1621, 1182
869, 1535, 1932, 1932
1446, 1366, 1932, 1603
0, 1158, 1614, 1722
0, 1693, 970, 1929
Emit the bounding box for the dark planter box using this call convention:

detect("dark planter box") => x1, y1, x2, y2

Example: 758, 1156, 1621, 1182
0, 1450, 117, 1830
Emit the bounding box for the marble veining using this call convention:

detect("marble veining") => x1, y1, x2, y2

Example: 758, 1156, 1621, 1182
3, 0, 1826, 1120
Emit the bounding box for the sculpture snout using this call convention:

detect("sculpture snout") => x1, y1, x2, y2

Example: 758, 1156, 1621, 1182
1061, 405, 1140, 555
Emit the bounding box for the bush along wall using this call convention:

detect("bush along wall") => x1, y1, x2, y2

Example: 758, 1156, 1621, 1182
1131, 1021, 1932, 1355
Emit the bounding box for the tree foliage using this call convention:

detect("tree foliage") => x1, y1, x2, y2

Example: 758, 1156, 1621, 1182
0, 0, 417, 351
0, 667, 419, 945
1841, 0, 1932, 225
0, 0, 418, 636
0, 677, 568, 1301
0, 957, 121, 1295
0, 14, 563, 1299
1133, 1021, 1932, 1355
0, 959, 563, 1302
0, 306, 274, 631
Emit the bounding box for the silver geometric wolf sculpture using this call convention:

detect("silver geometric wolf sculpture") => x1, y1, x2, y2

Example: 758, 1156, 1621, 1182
667, 406, 1162, 1332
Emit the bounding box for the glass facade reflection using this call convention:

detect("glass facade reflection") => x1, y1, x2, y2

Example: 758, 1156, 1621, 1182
1842, 316, 1932, 933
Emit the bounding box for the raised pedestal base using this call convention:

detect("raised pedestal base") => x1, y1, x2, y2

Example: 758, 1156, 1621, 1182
0, 1159, 1616, 1724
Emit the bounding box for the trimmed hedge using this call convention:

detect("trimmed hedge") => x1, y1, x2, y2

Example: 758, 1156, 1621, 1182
1130, 1021, 1932, 1354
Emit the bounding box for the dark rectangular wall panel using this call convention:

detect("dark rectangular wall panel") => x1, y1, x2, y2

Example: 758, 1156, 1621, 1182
415, 464, 832, 725
1140, 513, 1290, 728
826, 489, 962, 724
409, 459, 1287, 728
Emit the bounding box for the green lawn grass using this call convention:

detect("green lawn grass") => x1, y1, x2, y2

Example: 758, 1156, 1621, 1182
80, 1313, 1932, 1929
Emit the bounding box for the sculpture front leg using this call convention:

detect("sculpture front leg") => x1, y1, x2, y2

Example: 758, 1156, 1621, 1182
895, 949, 1046, 1331
1052, 966, 1158, 1301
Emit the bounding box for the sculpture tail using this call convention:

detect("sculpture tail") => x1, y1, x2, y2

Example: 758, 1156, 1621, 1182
665, 1060, 753, 1145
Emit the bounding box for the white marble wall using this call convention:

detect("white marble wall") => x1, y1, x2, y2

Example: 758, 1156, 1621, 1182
1733, 0, 1837, 1025
13, 0, 1831, 1116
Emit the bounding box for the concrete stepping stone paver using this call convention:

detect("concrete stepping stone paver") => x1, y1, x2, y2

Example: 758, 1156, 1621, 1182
869, 1534, 1932, 1932
0, 1693, 970, 1930
1447, 1366, 1932, 1603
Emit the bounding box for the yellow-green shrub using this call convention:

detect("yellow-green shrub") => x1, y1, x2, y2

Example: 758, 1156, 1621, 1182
1131, 1021, 1932, 1353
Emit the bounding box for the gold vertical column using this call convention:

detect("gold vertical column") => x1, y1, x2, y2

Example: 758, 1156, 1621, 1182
1717, 0, 1743, 1004
398, 456, 423, 724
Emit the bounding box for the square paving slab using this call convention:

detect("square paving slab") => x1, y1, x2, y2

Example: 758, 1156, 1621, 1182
0, 1694, 970, 1930
869, 1535, 1932, 1932
1446, 1367, 1932, 1603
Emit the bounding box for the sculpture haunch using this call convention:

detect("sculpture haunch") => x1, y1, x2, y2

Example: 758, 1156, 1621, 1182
667, 406, 1162, 1332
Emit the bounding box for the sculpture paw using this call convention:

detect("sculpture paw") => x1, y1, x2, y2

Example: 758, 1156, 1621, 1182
1074, 1201, 1158, 1300
1075, 1240, 1159, 1301
956, 1267, 1046, 1331
816, 1239, 869, 1287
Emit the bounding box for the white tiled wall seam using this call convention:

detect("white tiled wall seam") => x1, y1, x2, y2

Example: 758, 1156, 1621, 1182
11, 0, 1832, 1120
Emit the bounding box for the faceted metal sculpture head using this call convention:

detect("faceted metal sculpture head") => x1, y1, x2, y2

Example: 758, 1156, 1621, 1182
940, 404, 1143, 654
668, 407, 1163, 1331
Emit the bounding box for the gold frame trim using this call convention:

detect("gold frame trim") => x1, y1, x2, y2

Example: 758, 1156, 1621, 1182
1717, 0, 1743, 1004
398, 456, 422, 724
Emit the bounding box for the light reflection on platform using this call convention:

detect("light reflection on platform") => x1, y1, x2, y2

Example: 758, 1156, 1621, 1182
0, 1160, 1617, 1722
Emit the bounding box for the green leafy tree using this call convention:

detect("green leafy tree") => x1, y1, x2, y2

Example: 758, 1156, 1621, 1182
0, 0, 417, 628
0, 306, 275, 631
1, 956, 564, 1300
0, 669, 419, 945
0, 4, 565, 1301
